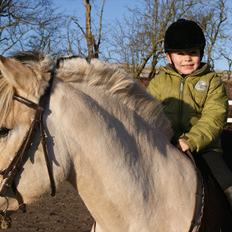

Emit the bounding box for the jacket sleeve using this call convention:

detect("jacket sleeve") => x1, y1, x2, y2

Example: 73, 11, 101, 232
184, 76, 228, 152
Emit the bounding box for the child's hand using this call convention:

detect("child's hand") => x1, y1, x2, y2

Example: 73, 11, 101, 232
176, 138, 190, 152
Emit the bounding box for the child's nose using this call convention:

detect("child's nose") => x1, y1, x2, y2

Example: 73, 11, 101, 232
184, 55, 192, 61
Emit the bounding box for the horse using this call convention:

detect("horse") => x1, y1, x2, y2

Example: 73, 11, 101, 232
0, 52, 230, 231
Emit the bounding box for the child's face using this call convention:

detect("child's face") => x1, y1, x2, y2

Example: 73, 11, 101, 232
166, 49, 201, 75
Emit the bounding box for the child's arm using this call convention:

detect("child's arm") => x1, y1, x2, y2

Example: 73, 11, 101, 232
184, 76, 228, 152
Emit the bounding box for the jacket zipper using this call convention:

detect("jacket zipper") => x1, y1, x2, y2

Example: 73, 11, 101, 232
179, 79, 185, 133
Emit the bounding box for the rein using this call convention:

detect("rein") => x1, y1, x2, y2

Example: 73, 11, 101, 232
0, 68, 56, 228
185, 150, 205, 232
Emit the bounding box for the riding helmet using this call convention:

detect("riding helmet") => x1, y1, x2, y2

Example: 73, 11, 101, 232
164, 19, 206, 57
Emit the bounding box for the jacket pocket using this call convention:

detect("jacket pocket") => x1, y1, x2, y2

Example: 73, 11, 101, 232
192, 80, 209, 109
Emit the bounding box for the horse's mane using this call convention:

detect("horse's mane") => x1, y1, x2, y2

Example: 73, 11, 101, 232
57, 57, 173, 138
0, 52, 172, 138
0, 51, 53, 126
0, 77, 14, 126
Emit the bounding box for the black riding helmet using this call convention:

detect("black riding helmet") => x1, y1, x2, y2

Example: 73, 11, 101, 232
164, 19, 206, 58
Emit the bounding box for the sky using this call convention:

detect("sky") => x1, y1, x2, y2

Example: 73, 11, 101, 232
54, 0, 231, 70
55, 0, 132, 22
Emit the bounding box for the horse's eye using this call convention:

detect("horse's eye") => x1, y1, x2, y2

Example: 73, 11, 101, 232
0, 127, 10, 137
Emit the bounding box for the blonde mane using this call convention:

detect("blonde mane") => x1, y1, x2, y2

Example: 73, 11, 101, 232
0, 77, 14, 126
0, 53, 172, 138
57, 57, 173, 138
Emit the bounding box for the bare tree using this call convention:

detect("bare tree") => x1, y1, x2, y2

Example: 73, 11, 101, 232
111, 0, 229, 78
67, 0, 106, 59
25, 4, 64, 54
0, 0, 62, 54
198, 0, 227, 68
221, 53, 232, 80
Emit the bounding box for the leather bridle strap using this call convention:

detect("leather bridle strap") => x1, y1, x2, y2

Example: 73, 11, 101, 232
13, 94, 56, 197
15, 70, 56, 197
0, 69, 56, 208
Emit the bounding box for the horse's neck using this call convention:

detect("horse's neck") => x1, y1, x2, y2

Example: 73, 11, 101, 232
16, 141, 66, 206
47, 81, 198, 232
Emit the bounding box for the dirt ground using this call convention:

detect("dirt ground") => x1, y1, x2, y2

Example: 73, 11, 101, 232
4, 128, 232, 232
6, 182, 94, 232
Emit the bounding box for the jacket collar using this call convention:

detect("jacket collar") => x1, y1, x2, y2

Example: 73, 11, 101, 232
162, 63, 212, 78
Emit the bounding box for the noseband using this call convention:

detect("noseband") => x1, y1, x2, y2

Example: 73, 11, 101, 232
0, 68, 56, 228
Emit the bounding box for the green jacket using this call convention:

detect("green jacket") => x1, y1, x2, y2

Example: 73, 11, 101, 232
147, 63, 228, 154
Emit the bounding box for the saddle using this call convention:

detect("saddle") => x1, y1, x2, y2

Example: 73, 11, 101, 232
195, 156, 232, 232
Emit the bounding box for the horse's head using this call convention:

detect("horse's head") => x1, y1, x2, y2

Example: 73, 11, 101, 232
0, 52, 53, 164
0, 53, 54, 218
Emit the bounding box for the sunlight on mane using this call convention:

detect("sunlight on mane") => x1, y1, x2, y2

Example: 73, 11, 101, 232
57, 57, 173, 138
0, 77, 14, 126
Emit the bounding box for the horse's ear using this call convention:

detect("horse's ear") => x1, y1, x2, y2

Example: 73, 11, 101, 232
0, 55, 40, 98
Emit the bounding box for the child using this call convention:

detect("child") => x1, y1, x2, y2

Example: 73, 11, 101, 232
147, 19, 232, 207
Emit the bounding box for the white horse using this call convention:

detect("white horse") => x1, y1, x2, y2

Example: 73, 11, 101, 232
0, 52, 202, 231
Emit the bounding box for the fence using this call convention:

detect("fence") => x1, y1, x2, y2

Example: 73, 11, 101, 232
228, 100, 232, 123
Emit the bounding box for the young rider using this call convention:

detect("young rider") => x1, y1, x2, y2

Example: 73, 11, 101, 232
147, 19, 232, 207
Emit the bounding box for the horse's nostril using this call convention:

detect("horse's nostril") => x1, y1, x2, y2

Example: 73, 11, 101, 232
0, 128, 10, 138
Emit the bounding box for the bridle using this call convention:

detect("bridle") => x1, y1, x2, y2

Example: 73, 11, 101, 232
0, 66, 56, 228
